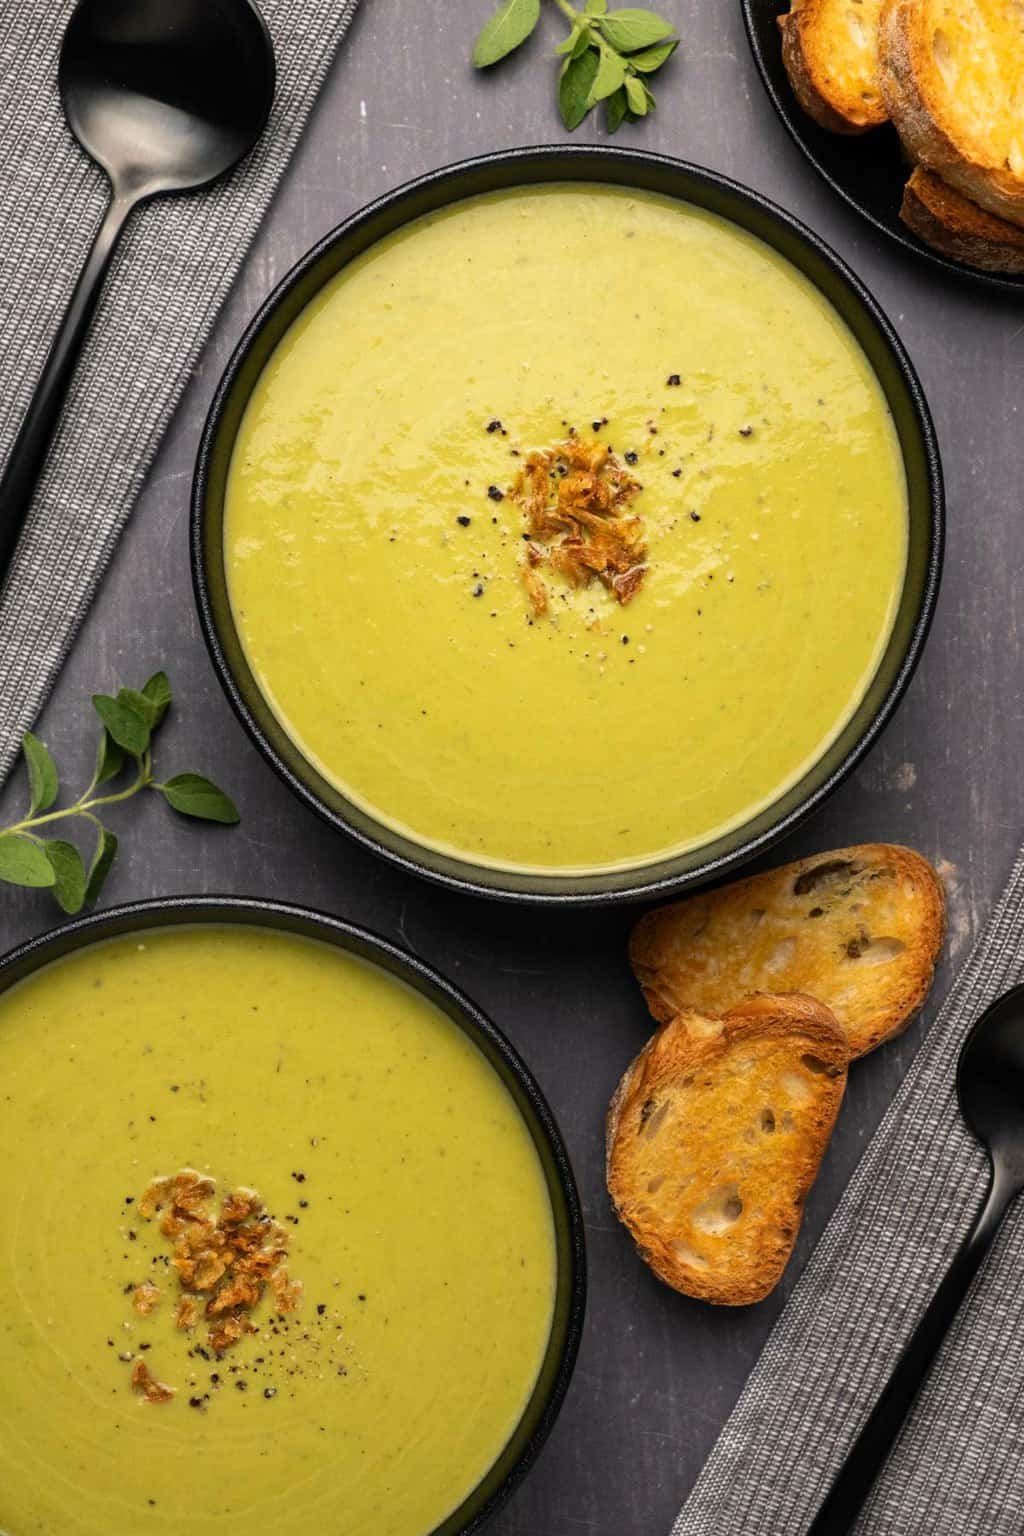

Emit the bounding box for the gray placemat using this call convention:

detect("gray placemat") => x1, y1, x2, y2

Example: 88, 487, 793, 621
674, 850, 1024, 1535
0, 0, 361, 779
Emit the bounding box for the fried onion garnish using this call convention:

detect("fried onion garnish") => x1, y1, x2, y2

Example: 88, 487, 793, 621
175, 1296, 201, 1331
139, 1169, 301, 1359
131, 1281, 161, 1316
130, 1359, 176, 1404
509, 437, 647, 616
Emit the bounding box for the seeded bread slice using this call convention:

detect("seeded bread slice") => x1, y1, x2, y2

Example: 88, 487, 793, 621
607, 994, 847, 1305
779, 0, 889, 133
630, 844, 945, 1060
879, 0, 1024, 228
901, 166, 1024, 272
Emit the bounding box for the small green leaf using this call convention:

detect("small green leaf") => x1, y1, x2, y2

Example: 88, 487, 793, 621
585, 0, 608, 13
118, 687, 160, 726
606, 83, 630, 131
559, 44, 600, 129
159, 774, 240, 825
625, 72, 650, 114
22, 732, 59, 815
627, 37, 678, 71
92, 693, 150, 757
85, 826, 118, 905
44, 840, 86, 915
597, 8, 674, 51
472, 0, 540, 67
141, 671, 172, 728
569, 22, 593, 57
0, 835, 56, 889
556, 21, 595, 58
95, 730, 125, 786
590, 45, 627, 102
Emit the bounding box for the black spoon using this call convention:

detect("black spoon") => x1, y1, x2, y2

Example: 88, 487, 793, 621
808, 985, 1024, 1533
0, 0, 275, 586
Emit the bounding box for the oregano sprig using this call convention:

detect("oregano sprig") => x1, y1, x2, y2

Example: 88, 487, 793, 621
0, 672, 239, 914
473, 0, 679, 132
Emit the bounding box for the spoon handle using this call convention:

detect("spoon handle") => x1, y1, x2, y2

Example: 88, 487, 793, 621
0, 190, 136, 586
806, 1160, 1014, 1534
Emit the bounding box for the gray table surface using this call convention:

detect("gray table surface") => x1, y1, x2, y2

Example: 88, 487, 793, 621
2, 3, 1022, 1532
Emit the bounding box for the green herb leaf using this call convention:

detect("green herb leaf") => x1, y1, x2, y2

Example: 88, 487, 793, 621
472, 0, 540, 67
559, 44, 600, 129
625, 71, 650, 113
1, 674, 239, 914
159, 774, 240, 825
141, 671, 172, 728
627, 37, 678, 71
570, 22, 594, 57
118, 687, 161, 728
590, 44, 627, 101
92, 692, 151, 758
85, 826, 118, 905
597, 8, 675, 51
606, 83, 630, 131
0, 835, 56, 889
44, 839, 86, 915
556, 21, 594, 57
473, 0, 681, 133
22, 732, 59, 815
94, 729, 125, 786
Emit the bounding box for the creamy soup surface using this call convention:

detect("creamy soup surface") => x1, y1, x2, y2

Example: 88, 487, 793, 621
0, 927, 556, 1536
225, 186, 908, 873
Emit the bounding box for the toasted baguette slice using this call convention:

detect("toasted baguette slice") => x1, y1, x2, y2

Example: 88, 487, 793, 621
880, 0, 1024, 228
607, 994, 847, 1305
901, 166, 1024, 273
630, 844, 945, 1059
779, 0, 888, 133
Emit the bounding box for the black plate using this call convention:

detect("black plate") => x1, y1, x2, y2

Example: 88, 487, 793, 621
0, 896, 586, 1536
741, 0, 1024, 294
193, 145, 943, 906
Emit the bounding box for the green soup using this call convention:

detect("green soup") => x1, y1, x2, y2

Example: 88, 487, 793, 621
0, 927, 556, 1536
224, 185, 907, 874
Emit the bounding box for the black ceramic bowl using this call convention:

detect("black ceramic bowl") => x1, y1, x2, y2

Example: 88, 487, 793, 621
741, 0, 1024, 294
0, 897, 585, 1536
193, 145, 943, 906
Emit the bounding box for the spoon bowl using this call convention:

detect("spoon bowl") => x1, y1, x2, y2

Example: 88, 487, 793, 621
0, 0, 276, 587
60, 0, 275, 198
958, 983, 1024, 1177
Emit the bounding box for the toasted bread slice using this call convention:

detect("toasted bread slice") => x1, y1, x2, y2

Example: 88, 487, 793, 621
901, 166, 1024, 272
607, 994, 847, 1305
880, 0, 1024, 228
779, 0, 889, 133
630, 845, 945, 1060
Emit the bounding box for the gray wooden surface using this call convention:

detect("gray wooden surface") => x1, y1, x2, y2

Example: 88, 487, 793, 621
1, 3, 1021, 1532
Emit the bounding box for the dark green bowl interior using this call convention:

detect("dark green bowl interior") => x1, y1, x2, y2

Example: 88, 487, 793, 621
193, 146, 943, 906
0, 898, 585, 1536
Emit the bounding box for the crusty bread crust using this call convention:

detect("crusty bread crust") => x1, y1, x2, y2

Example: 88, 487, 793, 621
879, 0, 1024, 229
901, 166, 1024, 273
607, 995, 847, 1305
779, 0, 888, 134
630, 844, 945, 1060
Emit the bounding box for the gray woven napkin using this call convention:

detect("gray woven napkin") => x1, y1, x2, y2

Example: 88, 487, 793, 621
674, 849, 1024, 1536
0, 0, 360, 780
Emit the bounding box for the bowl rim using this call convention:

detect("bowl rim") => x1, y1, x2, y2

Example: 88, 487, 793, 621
0, 895, 587, 1536
192, 143, 944, 907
